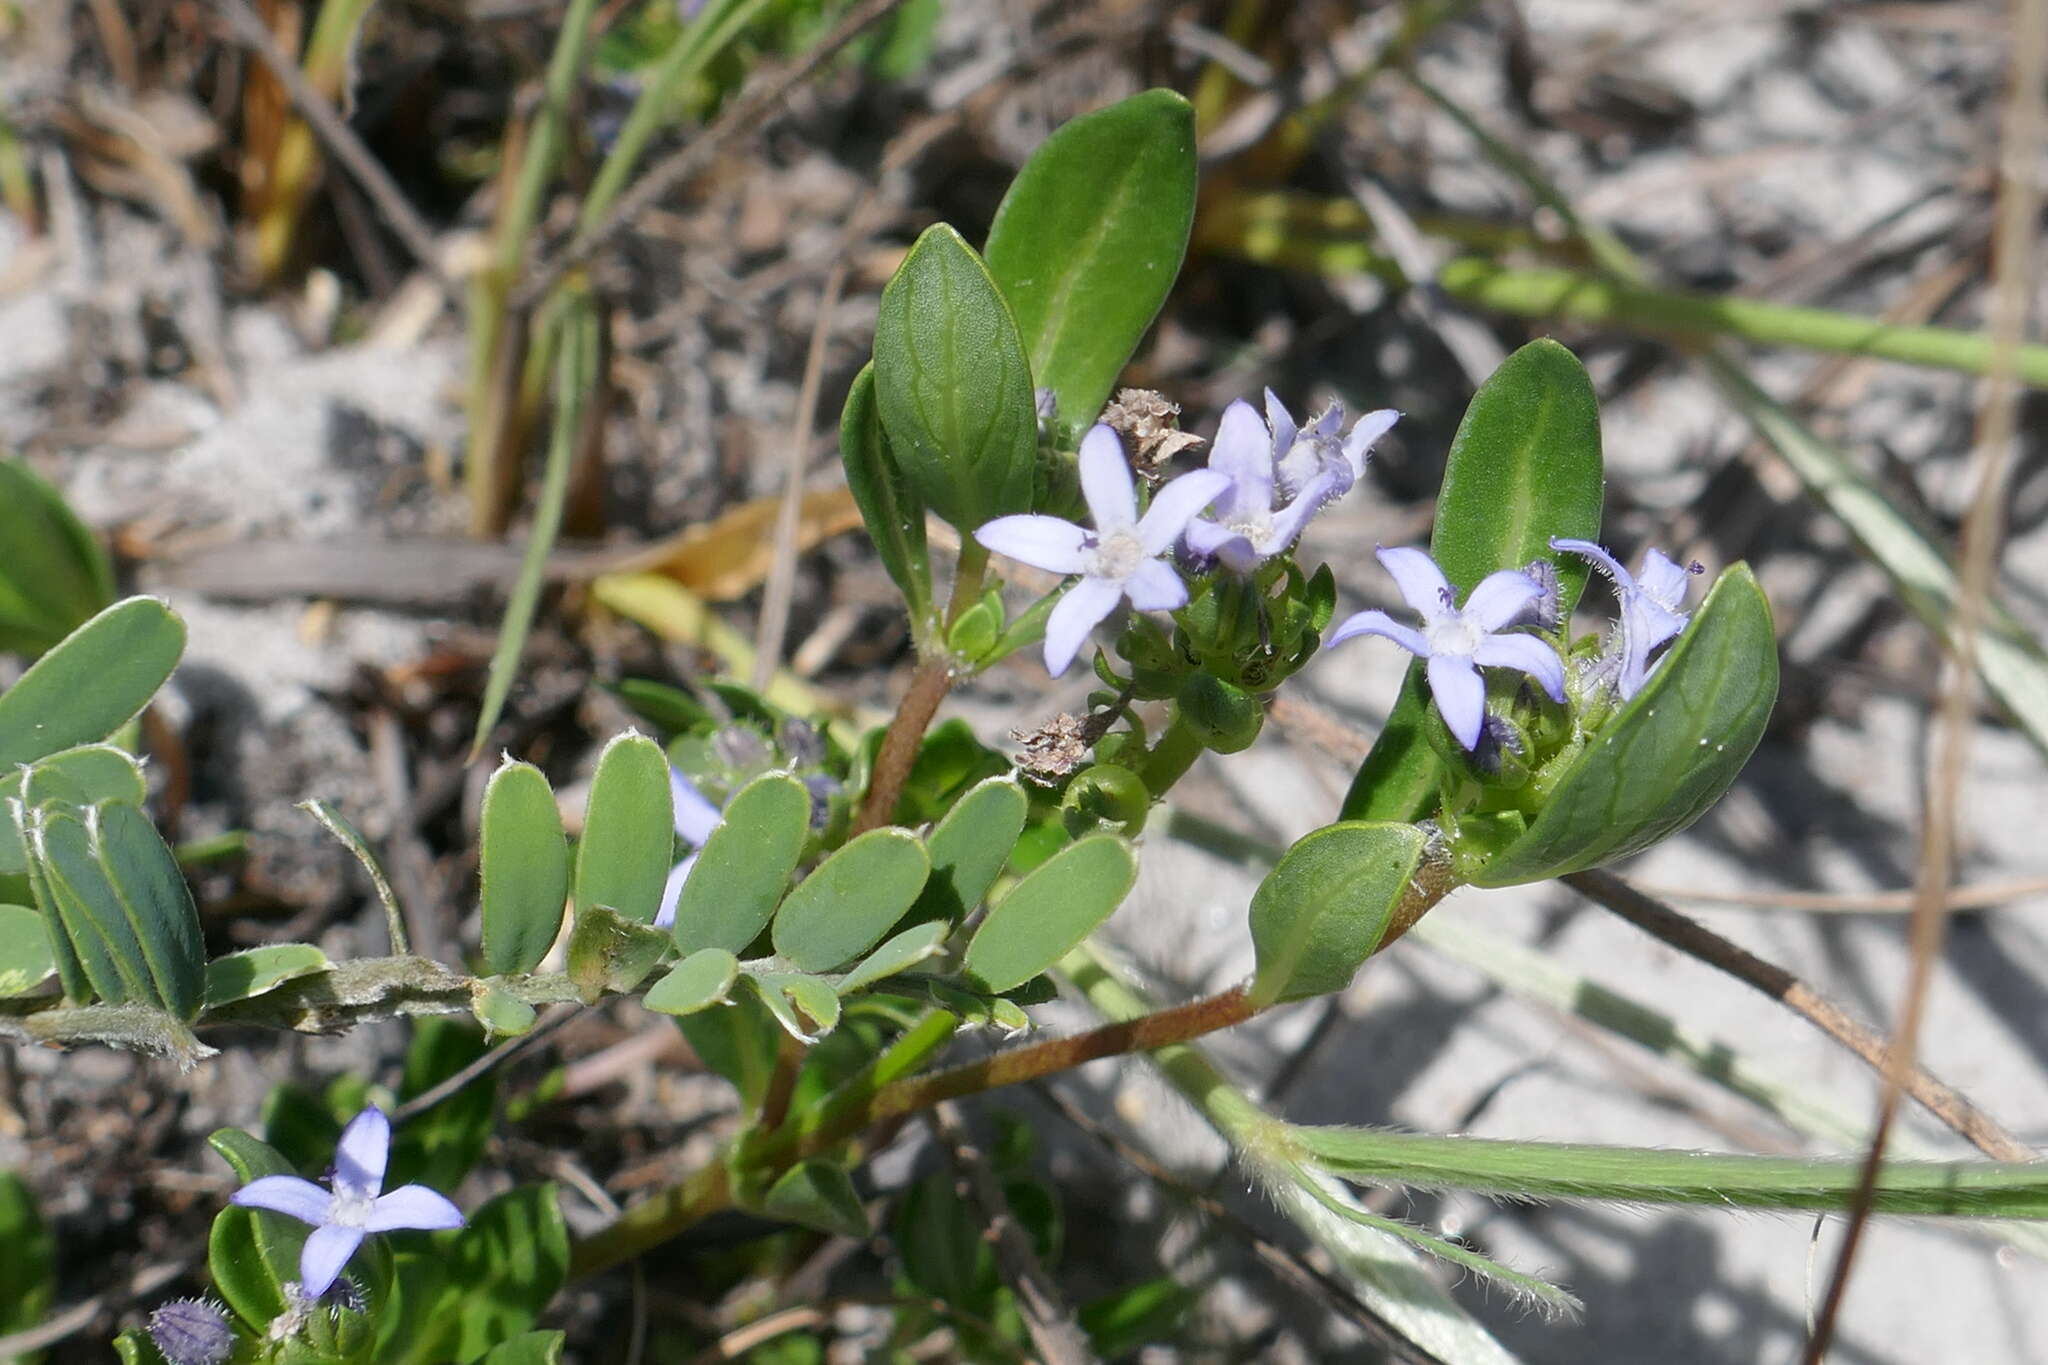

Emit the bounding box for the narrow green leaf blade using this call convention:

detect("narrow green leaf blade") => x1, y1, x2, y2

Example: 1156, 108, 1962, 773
642, 947, 738, 1016
0, 903, 55, 997
872, 223, 1038, 530
668, 773, 810, 954
30, 804, 149, 1004
0, 457, 115, 655
1343, 340, 1603, 825
761, 1158, 869, 1239
840, 362, 932, 626
1295, 1123, 2048, 1217
965, 834, 1136, 994
771, 827, 930, 972
202, 943, 331, 1008
0, 742, 147, 876
0, 1169, 54, 1350
480, 759, 570, 974
983, 89, 1198, 434
914, 774, 1027, 922
572, 731, 674, 925
1472, 564, 1777, 886
1247, 821, 1429, 1008
0, 597, 184, 767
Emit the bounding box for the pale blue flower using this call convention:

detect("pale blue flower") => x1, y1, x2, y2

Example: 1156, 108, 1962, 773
1266, 390, 1400, 504
1326, 546, 1565, 750
230, 1106, 463, 1298
976, 424, 1229, 677
1550, 538, 1699, 699
655, 766, 724, 930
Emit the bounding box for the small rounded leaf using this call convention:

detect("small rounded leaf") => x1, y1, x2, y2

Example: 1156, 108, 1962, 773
573, 733, 674, 925
669, 774, 811, 953
771, 829, 930, 973
480, 759, 570, 974
643, 948, 739, 1017
913, 774, 1027, 923
964, 835, 1136, 994
1247, 821, 1429, 1008
0, 903, 54, 997
203, 944, 330, 1008
0, 597, 185, 768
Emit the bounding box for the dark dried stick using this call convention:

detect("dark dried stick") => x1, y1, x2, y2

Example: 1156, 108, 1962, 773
1565, 870, 2032, 1163
391, 1003, 581, 1122
207, 0, 456, 302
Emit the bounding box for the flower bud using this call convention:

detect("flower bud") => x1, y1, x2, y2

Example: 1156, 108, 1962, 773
1177, 673, 1264, 754
148, 1298, 233, 1365
1061, 763, 1151, 836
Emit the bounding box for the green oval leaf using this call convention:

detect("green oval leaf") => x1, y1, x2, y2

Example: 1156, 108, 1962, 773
840, 362, 933, 625
203, 943, 330, 1008
0, 597, 184, 768
478, 1332, 567, 1365
873, 223, 1038, 531
914, 774, 1027, 923
480, 759, 570, 974
1247, 821, 1429, 1008
761, 1158, 869, 1239
471, 982, 538, 1038
1342, 340, 1604, 826
835, 919, 949, 995
0, 742, 147, 876
984, 89, 1198, 435
29, 804, 153, 1007
0, 902, 55, 997
207, 1128, 306, 1328
1471, 563, 1778, 886
642, 947, 738, 1016
669, 773, 810, 954
89, 800, 207, 1020
572, 731, 673, 925
0, 457, 115, 656
746, 969, 843, 1041
772, 828, 930, 972
964, 834, 1136, 994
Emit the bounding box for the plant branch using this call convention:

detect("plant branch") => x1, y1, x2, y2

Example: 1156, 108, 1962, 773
852, 657, 954, 834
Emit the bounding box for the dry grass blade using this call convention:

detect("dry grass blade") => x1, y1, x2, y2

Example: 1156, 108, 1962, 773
1804, 0, 2048, 1357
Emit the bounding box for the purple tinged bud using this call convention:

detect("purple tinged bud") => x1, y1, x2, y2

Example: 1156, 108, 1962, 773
148, 1298, 234, 1365
802, 773, 841, 829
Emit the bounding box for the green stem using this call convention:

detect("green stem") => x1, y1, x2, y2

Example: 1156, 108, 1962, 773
945, 543, 990, 631
1137, 707, 1207, 796
466, 0, 603, 533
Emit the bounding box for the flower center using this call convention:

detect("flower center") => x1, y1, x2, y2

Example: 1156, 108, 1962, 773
328, 1189, 376, 1229
1424, 612, 1482, 658
1089, 528, 1146, 581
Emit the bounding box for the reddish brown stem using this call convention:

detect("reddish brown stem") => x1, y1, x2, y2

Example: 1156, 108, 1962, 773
852, 657, 953, 834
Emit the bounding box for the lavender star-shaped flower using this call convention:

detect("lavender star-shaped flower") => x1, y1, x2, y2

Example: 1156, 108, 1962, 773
1550, 538, 1699, 699
1186, 398, 1395, 572
1326, 546, 1565, 750
975, 424, 1228, 677
654, 766, 724, 929
230, 1105, 464, 1298
1266, 390, 1400, 504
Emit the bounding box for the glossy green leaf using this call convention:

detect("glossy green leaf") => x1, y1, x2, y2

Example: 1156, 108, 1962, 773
566, 903, 672, 1003
1247, 821, 1430, 1008
609, 677, 711, 736
0, 742, 146, 876
1295, 1122, 2048, 1217
1342, 340, 1603, 826
572, 731, 674, 925
0, 1169, 53, 1354
0, 457, 115, 656
771, 828, 929, 972
1472, 564, 1777, 886
964, 834, 1136, 994
203, 943, 330, 1008
207, 1128, 306, 1328
28, 801, 204, 1017
747, 969, 843, 1040
668, 773, 810, 953
479, 759, 570, 974
872, 223, 1037, 531
0, 905, 53, 998
834, 919, 948, 995
913, 774, 1027, 922
0, 597, 184, 768
761, 1158, 869, 1240
984, 89, 1198, 434
642, 947, 738, 1016
839, 362, 932, 625
477, 1333, 567, 1365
